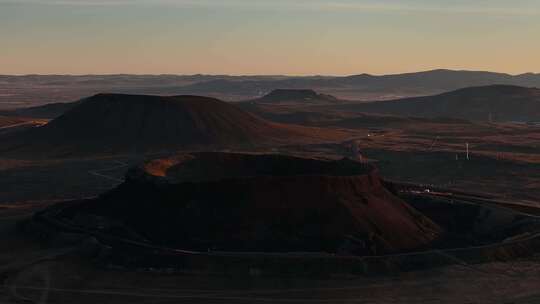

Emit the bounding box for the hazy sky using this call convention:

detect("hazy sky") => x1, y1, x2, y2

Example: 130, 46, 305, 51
1, 0, 539, 75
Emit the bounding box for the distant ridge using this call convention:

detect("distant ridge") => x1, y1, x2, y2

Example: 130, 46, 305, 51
333, 85, 540, 122
252, 89, 341, 104
173, 69, 540, 100
3, 70, 540, 107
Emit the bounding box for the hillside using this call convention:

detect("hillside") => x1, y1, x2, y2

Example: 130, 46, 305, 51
54, 152, 442, 255
249, 89, 342, 104
0, 93, 349, 156
0, 116, 27, 128
0, 101, 78, 119
334, 85, 540, 122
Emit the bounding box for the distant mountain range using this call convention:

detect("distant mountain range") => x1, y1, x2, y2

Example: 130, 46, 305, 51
331, 85, 540, 122
166, 70, 540, 101
5, 84, 540, 124
2, 69, 540, 108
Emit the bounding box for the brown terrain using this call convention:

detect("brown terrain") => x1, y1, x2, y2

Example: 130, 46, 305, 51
235, 88, 540, 201
2, 84, 540, 303
0, 116, 27, 128
53, 153, 441, 255
0, 115, 47, 137
3, 70, 540, 109
0, 101, 78, 119
330, 85, 540, 122
1, 88, 540, 202
0, 93, 351, 157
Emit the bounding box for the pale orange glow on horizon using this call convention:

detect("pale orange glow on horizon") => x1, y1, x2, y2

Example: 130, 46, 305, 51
1, 0, 539, 75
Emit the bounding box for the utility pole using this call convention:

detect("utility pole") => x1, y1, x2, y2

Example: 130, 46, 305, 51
352, 140, 362, 162
429, 136, 439, 151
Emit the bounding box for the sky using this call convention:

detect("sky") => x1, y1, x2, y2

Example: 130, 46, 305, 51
1, 0, 539, 75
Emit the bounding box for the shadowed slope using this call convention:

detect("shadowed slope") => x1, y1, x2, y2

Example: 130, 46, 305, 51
1, 94, 350, 156
335, 85, 540, 122
0, 101, 78, 119
56, 152, 442, 255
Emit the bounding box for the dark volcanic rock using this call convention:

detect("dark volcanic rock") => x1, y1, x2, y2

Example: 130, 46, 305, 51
57, 152, 442, 255
1, 94, 347, 156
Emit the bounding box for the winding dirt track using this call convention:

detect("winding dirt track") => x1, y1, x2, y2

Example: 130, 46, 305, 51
87, 160, 128, 183
8, 259, 540, 304
4, 179, 540, 303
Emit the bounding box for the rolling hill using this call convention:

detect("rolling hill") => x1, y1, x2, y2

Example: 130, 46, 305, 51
173, 70, 540, 100
0, 93, 349, 156
333, 85, 540, 122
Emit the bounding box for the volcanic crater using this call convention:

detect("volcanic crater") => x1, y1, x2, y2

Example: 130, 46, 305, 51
52, 152, 443, 255
0, 94, 349, 156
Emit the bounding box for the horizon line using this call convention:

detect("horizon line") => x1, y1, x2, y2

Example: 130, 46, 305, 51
2, 69, 539, 78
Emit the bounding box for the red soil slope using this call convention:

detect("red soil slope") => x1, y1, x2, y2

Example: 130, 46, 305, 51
63, 153, 442, 255
0, 116, 27, 127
